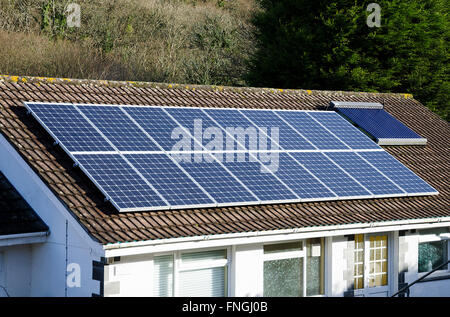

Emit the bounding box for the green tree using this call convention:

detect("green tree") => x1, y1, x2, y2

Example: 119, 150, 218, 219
248, 0, 449, 120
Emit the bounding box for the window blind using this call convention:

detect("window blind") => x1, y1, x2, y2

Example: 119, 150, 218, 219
179, 267, 227, 297
179, 249, 227, 297
153, 255, 174, 297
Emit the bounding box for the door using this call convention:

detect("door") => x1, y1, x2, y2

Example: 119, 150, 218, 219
353, 233, 390, 297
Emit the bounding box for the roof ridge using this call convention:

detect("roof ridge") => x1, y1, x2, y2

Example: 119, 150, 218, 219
0, 74, 414, 100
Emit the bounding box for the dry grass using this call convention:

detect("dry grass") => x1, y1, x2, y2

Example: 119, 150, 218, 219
0, 0, 257, 85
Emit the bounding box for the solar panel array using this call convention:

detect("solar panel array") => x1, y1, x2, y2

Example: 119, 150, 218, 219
331, 102, 427, 145
25, 102, 438, 212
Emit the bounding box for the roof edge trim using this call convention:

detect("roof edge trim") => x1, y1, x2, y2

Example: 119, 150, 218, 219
1, 74, 415, 99
103, 217, 450, 253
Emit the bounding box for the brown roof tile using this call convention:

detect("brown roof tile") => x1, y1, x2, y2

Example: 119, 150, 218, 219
0, 75, 448, 244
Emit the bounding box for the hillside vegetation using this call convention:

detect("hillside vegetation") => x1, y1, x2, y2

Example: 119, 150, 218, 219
0, 0, 256, 86
0, 0, 448, 120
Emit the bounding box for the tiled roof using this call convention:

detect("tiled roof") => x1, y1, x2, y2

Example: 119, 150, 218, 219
0, 75, 448, 244
0, 171, 49, 236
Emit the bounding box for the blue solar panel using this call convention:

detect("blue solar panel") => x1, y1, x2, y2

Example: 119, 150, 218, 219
78, 105, 160, 151
178, 153, 259, 204
124, 106, 180, 151
222, 153, 297, 202
202, 108, 259, 151
359, 151, 437, 194
325, 152, 404, 195
337, 108, 423, 140
240, 110, 314, 150
73, 153, 168, 210
125, 153, 215, 207
25, 102, 437, 212
275, 111, 348, 149
27, 103, 113, 152
273, 153, 336, 199
290, 152, 371, 197
308, 111, 380, 149
165, 107, 244, 152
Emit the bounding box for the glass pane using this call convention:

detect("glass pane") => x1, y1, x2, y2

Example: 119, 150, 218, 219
355, 277, 363, 289
357, 251, 364, 263
369, 277, 374, 287
264, 258, 303, 297
153, 255, 174, 297
375, 262, 381, 274
354, 235, 365, 290
419, 228, 449, 236
376, 249, 381, 260
382, 246, 388, 260
181, 249, 227, 264
306, 238, 324, 296
264, 241, 303, 254
179, 266, 226, 297
375, 274, 382, 286
418, 241, 448, 272
382, 274, 387, 285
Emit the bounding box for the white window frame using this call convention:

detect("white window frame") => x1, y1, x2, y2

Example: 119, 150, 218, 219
262, 239, 325, 297
417, 229, 450, 277
152, 247, 231, 297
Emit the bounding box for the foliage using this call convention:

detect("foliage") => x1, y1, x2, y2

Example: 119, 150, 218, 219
0, 0, 256, 86
248, 0, 449, 120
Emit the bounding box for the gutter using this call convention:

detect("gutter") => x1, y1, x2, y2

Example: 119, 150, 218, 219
0, 231, 49, 247
104, 217, 450, 257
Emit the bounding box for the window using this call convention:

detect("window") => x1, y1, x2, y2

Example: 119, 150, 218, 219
263, 239, 324, 297
153, 255, 173, 297
418, 228, 450, 273
179, 249, 228, 297
353, 234, 388, 289
368, 235, 388, 287
152, 249, 228, 297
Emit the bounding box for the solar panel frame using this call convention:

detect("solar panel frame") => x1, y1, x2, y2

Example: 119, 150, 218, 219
307, 111, 381, 150
358, 151, 438, 196
325, 152, 405, 197
24, 102, 438, 213
25, 102, 114, 152
237, 109, 315, 151
274, 110, 350, 150
290, 152, 373, 199
124, 153, 217, 208
77, 104, 162, 152
73, 153, 170, 212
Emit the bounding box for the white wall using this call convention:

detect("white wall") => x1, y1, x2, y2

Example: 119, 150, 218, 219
410, 279, 450, 297
402, 231, 450, 297
0, 134, 105, 297
232, 244, 263, 297
0, 245, 32, 296
330, 236, 348, 297
105, 254, 153, 297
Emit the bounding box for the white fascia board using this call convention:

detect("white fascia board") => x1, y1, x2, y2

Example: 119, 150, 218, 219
377, 138, 428, 146
330, 101, 384, 109
0, 231, 48, 247
104, 217, 450, 257
0, 133, 104, 256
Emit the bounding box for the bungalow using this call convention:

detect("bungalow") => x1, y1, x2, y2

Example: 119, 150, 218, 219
0, 75, 448, 297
